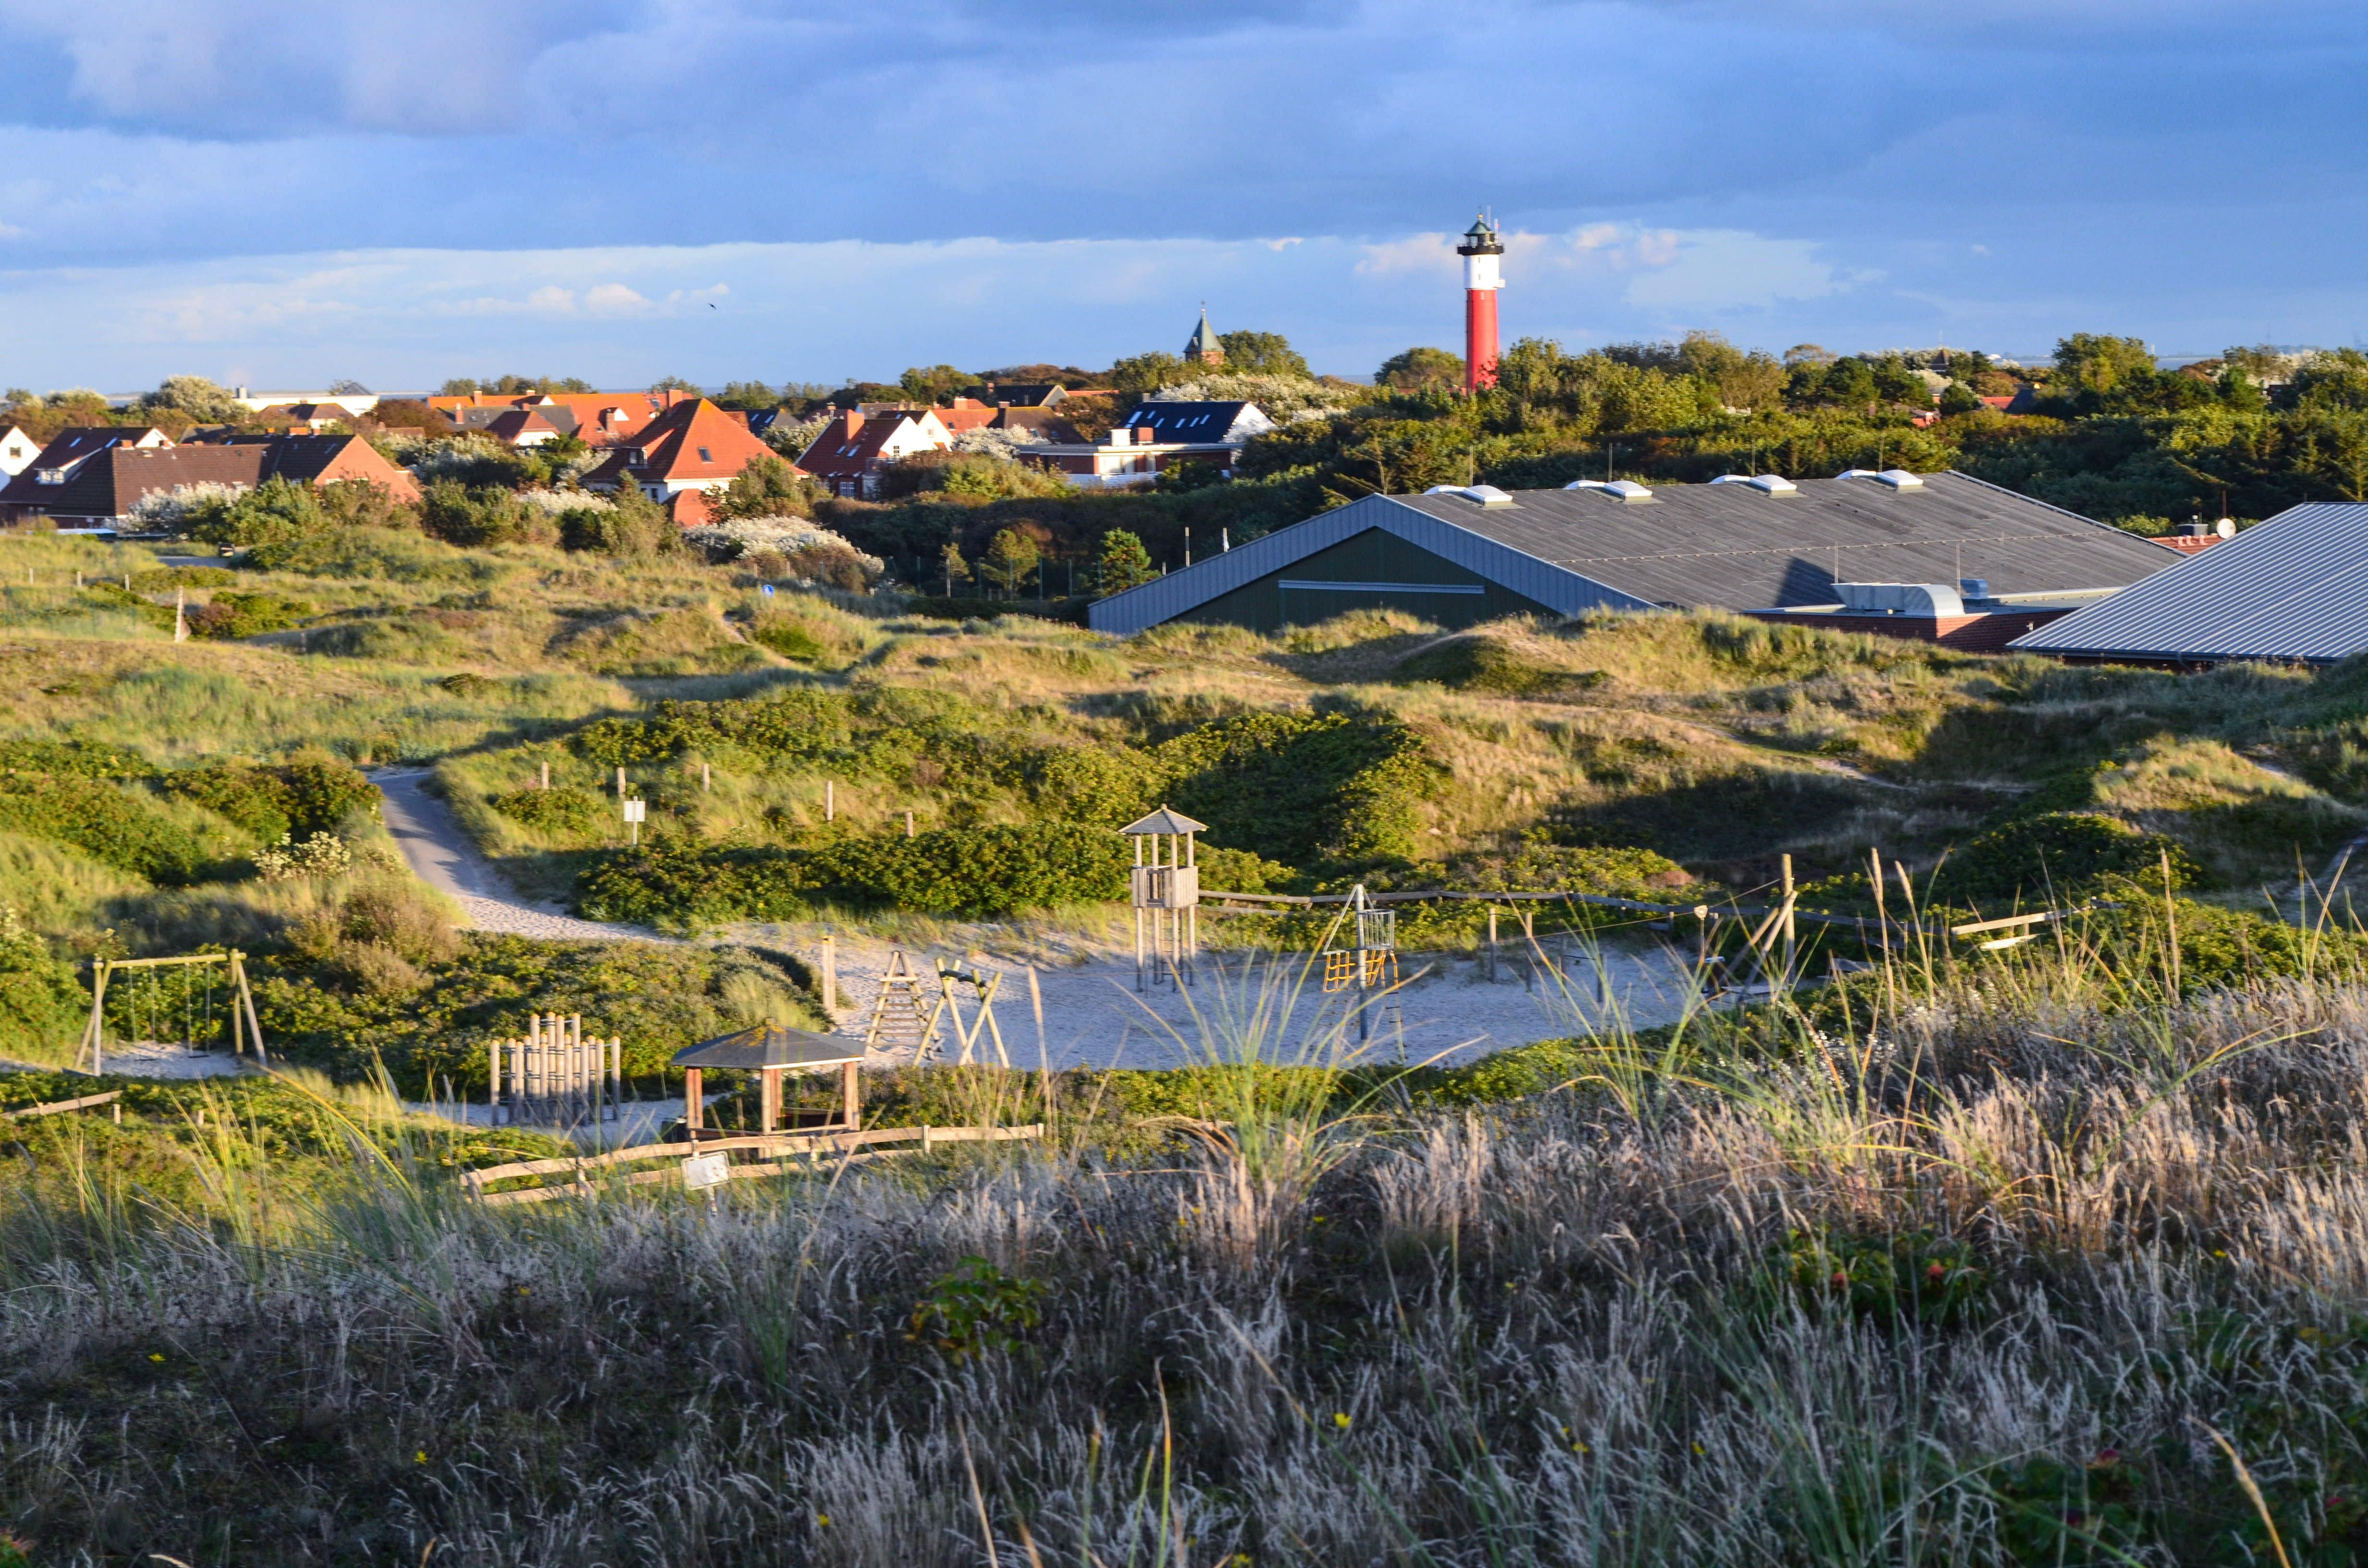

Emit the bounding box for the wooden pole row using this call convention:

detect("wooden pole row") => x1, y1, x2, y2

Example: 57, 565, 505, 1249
489, 1012, 621, 1126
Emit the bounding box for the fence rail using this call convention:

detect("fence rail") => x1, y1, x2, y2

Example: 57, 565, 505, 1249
462, 1122, 1045, 1205
1, 1090, 123, 1121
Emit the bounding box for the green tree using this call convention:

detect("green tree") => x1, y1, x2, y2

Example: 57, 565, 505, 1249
899, 365, 973, 404
141, 375, 246, 424
1105, 352, 1188, 395
713, 380, 778, 411
2052, 334, 2158, 400
982, 527, 1042, 596
1216, 331, 1309, 377
714, 453, 813, 520
1937, 381, 1985, 416
1376, 346, 1465, 391
1094, 529, 1154, 595
939, 538, 972, 595
437, 377, 480, 396
1677, 332, 1785, 410
649, 375, 699, 392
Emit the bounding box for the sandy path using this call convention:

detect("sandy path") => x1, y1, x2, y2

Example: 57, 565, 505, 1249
371, 770, 1708, 1078
374, 768, 680, 943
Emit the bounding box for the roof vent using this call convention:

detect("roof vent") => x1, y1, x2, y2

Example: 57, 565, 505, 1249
1834, 581, 1964, 617
1836, 468, 1880, 480
1746, 474, 1798, 494
1874, 468, 1924, 490
1565, 478, 1653, 502
1427, 483, 1514, 507
1708, 474, 1752, 485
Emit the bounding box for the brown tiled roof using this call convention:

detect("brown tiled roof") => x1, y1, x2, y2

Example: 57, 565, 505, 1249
0, 432, 419, 520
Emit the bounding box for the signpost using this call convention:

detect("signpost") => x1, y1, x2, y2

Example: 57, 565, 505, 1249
623, 797, 645, 845
682, 1150, 729, 1212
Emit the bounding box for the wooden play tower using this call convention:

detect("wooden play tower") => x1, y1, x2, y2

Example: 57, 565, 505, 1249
1123, 806, 1204, 989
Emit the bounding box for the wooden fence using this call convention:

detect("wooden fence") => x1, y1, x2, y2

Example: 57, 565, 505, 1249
461, 1122, 1045, 1206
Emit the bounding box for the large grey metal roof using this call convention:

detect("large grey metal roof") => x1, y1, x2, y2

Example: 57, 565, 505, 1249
1087, 472, 2180, 635
2011, 502, 2368, 664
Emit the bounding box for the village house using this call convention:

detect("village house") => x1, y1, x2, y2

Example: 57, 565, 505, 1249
0, 424, 49, 476
0, 429, 418, 527
1021, 400, 1273, 489
794, 408, 953, 499
578, 398, 786, 501
429, 389, 701, 445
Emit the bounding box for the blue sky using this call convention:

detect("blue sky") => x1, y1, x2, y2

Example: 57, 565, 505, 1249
0, 0, 2362, 392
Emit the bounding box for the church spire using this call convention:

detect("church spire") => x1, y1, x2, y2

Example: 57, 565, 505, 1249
1184, 306, 1225, 365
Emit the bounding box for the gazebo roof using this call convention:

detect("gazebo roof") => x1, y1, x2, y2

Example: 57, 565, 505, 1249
670, 1022, 863, 1070
1120, 805, 1207, 836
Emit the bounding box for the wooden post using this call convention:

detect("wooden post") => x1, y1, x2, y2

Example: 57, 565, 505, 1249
684, 1067, 703, 1133
81, 958, 108, 1076
490, 1030, 502, 1118
1780, 853, 1797, 975
820, 935, 838, 1016
904, 809, 915, 839
235, 954, 267, 1066
1486, 907, 1499, 981
616, 766, 626, 798
541, 760, 550, 790
760, 1068, 779, 1134
702, 761, 711, 793
840, 1059, 861, 1130
1519, 908, 1536, 993
825, 780, 834, 822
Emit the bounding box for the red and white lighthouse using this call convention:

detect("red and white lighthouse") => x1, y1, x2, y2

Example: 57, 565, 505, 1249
1457, 212, 1505, 392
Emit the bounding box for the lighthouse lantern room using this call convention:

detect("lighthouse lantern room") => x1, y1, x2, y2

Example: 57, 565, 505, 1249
1456, 212, 1505, 393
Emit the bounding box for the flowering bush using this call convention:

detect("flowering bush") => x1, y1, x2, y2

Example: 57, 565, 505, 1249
1145, 373, 1352, 421
680, 519, 884, 580
127, 481, 251, 529
252, 832, 356, 882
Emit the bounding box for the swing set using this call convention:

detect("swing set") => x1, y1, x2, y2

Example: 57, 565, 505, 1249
77, 951, 267, 1076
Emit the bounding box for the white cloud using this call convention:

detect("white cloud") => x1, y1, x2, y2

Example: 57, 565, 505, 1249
582, 282, 651, 315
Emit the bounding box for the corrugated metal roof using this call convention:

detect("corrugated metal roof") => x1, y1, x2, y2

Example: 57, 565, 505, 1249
1087, 492, 1651, 635
2011, 502, 2368, 664
1087, 472, 2178, 635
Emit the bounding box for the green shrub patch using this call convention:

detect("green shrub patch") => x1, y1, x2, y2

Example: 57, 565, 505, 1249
0, 774, 206, 882
159, 758, 379, 846
1931, 811, 2193, 907
577, 821, 1130, 930
184, 590, 315, 639
492, 785, 606, 837
0, 739, 151, 780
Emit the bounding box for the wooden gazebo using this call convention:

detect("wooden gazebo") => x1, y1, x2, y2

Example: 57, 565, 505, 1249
671, 1023, 863, 1139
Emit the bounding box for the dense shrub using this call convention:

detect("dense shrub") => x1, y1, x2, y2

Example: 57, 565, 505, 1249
577, 822, 1131, 930
421, 480, 556, 548
1932, 811, 2195, 907
243, 527, 501, 583
0, 902, 81, 1060
1160, 710, 1439, 868
183, 477, 329, 547
0, 739, 150, 780
1449, 839, 1694, 897
491, 786, 605, 837
160, 758, 379, 846
558, 483, 676, 557
184, 590, 315, 639
0, 774, 206, 882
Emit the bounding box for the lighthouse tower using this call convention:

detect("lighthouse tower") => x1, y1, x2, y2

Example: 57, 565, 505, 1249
1456, 212, 1505, 393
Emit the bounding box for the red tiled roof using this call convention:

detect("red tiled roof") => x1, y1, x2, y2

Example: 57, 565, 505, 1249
484, 408, 562, 443
580, 398, 787, 490
0, 432, 418, 520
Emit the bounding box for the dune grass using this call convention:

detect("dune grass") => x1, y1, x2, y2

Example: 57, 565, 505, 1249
9, 924, 2368, 1562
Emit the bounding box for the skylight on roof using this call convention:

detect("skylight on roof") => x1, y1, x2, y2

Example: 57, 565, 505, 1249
1747, 475, 1798, 494
1874, 469, 1924, 490
697, 447, 712, 462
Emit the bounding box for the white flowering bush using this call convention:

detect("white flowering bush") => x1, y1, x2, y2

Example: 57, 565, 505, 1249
951, 427, 1044, 459
765, 416, 833, 460
1144, 373, 1353, 420
252, 832, 355, 882
516, 488, 610, 518
681, 517, 884, 576
404, 435, 514, 483
127, 481, 250, 529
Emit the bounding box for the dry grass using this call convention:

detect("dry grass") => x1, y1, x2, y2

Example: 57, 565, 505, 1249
9, 941, 2368, 1562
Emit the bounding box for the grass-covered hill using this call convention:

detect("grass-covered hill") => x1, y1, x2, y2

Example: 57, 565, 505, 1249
5, 519, 2368, 1091
21, 499, 2368, 1561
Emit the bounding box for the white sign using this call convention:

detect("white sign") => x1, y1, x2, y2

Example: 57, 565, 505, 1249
622, 799, 646, 823
682, 1151, 729, 1191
